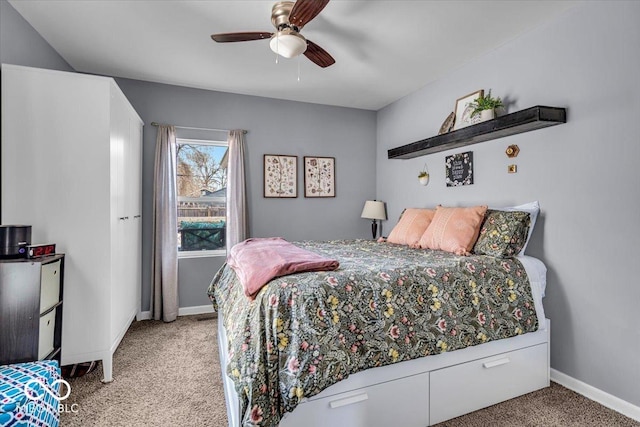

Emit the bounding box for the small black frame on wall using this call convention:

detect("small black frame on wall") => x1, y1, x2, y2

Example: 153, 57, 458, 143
445, 151, 474, 187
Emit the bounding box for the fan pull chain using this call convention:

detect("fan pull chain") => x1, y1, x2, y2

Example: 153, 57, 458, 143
275, 33, 279, 64
297, 56, 301, 82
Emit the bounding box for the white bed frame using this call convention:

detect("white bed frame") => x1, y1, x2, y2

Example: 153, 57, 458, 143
218, 315, 549, 426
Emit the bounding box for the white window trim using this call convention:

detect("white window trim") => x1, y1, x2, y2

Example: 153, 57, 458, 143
178, 249, 226, 259
177, 137, 228, 259
177, 138, 227, 147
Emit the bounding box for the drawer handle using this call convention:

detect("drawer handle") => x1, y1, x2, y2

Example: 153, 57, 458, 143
329, 393, 369, 409
483, 358, 510, 369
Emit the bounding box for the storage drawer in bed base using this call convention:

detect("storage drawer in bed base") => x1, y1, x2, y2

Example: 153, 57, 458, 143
220, 316, 550, 427
429, 343, 549, 425
285, 372, 429, 427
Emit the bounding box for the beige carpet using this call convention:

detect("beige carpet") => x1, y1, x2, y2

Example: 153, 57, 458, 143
61, 315, 227, 426
61, 315, 639, 427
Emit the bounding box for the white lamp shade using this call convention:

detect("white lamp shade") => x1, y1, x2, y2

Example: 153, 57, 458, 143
361, 200, 387, 220
269, 30, 307, 59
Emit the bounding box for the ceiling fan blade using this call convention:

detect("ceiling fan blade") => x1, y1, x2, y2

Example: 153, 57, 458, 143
304, 39, 335, 68
211, 32, 273, 43
289, 0, 330, 29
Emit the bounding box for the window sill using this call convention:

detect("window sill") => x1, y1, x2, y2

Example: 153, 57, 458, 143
178, 249, 226, 259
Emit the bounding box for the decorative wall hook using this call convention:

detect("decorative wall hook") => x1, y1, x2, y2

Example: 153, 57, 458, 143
506, 144, 520, 158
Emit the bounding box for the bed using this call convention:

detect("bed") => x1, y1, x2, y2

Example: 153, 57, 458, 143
208, 236, 549, 427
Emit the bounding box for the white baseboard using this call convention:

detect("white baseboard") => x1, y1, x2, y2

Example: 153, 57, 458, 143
178, 305, 215, 316
551, 368, 640, 422
136, 305, 214, 320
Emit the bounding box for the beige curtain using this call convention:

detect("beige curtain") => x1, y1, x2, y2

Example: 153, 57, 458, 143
226, 130, 248, 250
151, 125, 179, 322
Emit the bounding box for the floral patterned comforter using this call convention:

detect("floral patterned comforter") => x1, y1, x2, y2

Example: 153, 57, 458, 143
208, 239, 538, 427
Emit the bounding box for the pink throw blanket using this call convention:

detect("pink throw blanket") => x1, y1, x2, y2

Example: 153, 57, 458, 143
227, 237, 340, 299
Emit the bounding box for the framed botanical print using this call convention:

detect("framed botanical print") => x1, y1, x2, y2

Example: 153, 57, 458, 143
304, 156, 335, 198
264, 154, 297, 198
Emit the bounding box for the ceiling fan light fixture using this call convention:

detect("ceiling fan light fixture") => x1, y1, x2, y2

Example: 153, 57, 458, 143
270, 29, 307, 58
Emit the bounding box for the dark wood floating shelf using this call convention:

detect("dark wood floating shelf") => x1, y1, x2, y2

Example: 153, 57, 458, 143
388, 105, 566, 159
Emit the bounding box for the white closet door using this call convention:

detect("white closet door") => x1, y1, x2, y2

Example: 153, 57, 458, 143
109, 88, 133, 344
126, 118, 143, 321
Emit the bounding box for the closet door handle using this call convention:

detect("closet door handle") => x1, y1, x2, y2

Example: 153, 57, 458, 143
329, 393, 369, 409
133, 215, 141, 219
119, 216, 129, 220
483, 358, 510, 369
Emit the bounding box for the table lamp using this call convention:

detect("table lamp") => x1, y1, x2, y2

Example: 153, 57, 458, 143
361, 200, 387, 239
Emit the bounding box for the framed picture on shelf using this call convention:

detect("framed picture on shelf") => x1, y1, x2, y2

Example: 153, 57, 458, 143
453, 90, 483, 130
304, 156, 335, 198
264, 154, 297, 198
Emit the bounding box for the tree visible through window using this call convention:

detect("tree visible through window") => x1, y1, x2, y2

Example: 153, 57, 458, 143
176, 138, 228, 254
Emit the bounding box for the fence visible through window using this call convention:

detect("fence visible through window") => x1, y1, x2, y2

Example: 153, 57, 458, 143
176, 139, 228, 254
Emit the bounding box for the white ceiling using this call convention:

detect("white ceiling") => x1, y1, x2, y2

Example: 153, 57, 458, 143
9, 0, 578, 111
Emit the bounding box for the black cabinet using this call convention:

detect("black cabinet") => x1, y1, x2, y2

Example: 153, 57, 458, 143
0, 254, 64, 365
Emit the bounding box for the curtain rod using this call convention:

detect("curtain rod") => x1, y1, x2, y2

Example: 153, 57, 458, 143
150, 122, 247, 134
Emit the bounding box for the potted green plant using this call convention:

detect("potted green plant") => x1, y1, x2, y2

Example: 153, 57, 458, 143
469, 90, 503, 121
418, 169, 429, 186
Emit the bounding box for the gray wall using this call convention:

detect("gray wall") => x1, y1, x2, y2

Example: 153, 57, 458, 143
376, 1, 640, 408
115, 78, 377, 309
0, 0, 73, 72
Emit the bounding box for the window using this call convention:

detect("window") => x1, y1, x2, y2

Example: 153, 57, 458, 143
176, 138, 228, 257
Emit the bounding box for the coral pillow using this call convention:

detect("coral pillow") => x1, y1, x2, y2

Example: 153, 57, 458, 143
419, 205, 488, 255
387, 208, 436, 247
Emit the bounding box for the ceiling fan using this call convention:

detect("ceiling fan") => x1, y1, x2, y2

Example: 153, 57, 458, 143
211, 0, 335, 68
